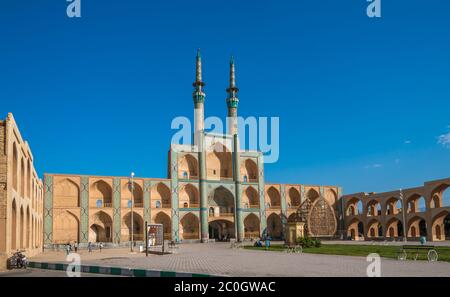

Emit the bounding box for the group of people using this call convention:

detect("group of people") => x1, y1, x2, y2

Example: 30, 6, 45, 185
64, 242, 104, 255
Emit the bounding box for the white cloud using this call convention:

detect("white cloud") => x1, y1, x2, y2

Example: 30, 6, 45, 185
404, 140, 411, 144
438, 132, 450, 148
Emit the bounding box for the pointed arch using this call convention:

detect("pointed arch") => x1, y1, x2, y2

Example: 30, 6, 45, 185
179, 184, 199, 208
242, 186, 259, 208
151, 182, 171, 208
90, 180, 113, 207
305, 188, 319, 204
385, 197, 402, 215
346, 218, 360, 240
366, 199, 381, 217
244, 213, 260, 239
25, 206, 30, 248
406, 193, 426, 213
206, 142, 232, 180
324, 188, 337, 208
209, 186, 235, 217
266, 213, 282, 239
407, 215, 427, 238
240, 159, 258, 182
288, 187, 301, 208
53, 210, 79, 244
89, 210, 113, 242
20, 158, 25, 197
180, 212, 200, 240
346, 197, 363, 216
121, 211, 144, 242
367, 218, 382, 238
386, 217, 403, 238
11, 199, 17, 250
430, 183, 450, 208
132, 182, 144, 207
153, 212, 172, 240
54, 178, 80, 207
19, 206, 24, 248
431, 210, 450, 241
12, 142, 18, 191
267, 186, 281, 208
179, 154, 199, 179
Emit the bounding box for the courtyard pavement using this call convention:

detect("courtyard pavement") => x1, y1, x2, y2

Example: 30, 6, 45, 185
29, 242, 450, 277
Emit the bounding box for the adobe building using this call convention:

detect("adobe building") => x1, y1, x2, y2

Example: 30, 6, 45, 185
42, 52, 342, 247
343, 179, 450, 242
0, 114, 44, 270
1, 52, 449, 270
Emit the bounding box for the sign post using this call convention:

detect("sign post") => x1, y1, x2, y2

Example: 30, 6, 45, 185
147, 223, 164, 254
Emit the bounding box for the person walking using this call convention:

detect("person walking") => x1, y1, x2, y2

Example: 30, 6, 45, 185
99, 242, 103, 253
88, 242, 92, 253
74, 241, 78, 253
65, 243, 71, 255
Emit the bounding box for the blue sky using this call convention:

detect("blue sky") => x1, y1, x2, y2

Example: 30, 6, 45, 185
1, 0, 449, 194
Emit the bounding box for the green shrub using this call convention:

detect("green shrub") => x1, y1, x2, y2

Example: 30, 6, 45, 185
296, 236, 321, 248
313, 238, 322, 248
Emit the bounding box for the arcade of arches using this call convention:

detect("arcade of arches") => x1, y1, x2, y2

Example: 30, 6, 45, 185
343, 179, 450, 241
1, 114, 44, 271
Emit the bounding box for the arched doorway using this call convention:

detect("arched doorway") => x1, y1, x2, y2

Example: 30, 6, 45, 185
358, 222, 364, 238
25, 207, 30, 248
408, 216, 427, 238
346, 218, 360, 240
89, 211, 113, 243
367, 220, 381, 238
209, 220, 234, 241
122, 211, 144, 242
11, 200, 17, 250
180, 213, 200, 240
266, 213, 282, 239
431, 212, 450, 241
209, 186, 235, 217
19, 206, 24, 248
244, 214, 260, 239
153, 212, 172, 240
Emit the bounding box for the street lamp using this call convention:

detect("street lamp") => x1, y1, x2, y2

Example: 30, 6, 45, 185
400, 188, 407, 243
129, 172, 135, 252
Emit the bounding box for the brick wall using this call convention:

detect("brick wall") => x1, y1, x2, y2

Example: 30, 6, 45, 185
0, 121, 7, 269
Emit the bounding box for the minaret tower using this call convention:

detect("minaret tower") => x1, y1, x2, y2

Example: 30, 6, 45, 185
226, 56, 239, 136
193, 49, 209, 243
227, 56, 244, 242
193, 49, 206, 144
